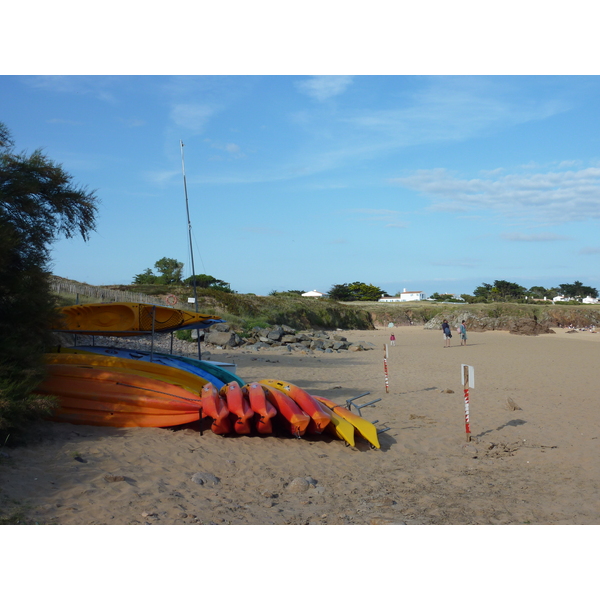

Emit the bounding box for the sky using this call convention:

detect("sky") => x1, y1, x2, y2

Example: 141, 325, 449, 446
3, 74, 600, 297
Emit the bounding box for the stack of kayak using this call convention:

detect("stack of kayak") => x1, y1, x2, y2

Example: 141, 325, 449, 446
39, 302, 381, 448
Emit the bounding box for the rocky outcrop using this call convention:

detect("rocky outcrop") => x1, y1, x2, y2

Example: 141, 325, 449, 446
423, 312, 556, 335
508, 318, 555, 336
197, 324, 377, 353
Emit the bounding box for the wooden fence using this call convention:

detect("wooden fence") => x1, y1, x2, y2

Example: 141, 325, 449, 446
49, 277, 186, 308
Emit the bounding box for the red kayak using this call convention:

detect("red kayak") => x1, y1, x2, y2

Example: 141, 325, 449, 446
244, 382, 277, 435
220, 381, 254, 435
201, 383, 231, 434
261, 384, 310, 437
260, 379, 330, 434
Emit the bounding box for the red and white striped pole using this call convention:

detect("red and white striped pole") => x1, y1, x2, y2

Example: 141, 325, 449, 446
383, 344, 389, 393
462, 364, 473, 442
463, 386, 471, 441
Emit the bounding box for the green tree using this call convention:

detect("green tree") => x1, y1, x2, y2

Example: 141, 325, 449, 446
132, 267, 158, 284
185, 274, 234, 293
327, 283, 354, 301
328, 282, 387, 301
154, 257, 183, 284
269, 289, 306, 297
0, 123, 99, 433
558, 281, 598, 299
473, 283, 492, 302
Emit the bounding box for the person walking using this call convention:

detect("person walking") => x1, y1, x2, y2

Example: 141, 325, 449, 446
390, 333, 396, 346
459, 320, 467, 346
442, 319, 452, 348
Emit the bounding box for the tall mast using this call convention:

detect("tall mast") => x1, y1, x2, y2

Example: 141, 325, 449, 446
180, 140, 202, 360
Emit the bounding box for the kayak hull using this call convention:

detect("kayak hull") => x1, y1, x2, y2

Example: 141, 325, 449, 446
259, 379, 330, 434
201, 383, 231, 434
36, 364, 202, 428
244, 383, 277, 435
314, 396, 380, 448
220, 381, 253, 435
261, 384, 310, 437
53, 302, 223, 336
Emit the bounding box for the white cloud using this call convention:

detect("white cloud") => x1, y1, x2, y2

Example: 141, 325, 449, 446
143, 169, 179, 185
393, 167, 600, 223
170, 104, 214, 133
501, 232, 571, 242
295, 76, 353, 101
25, 76, 117, 103
579, 246, 600, 254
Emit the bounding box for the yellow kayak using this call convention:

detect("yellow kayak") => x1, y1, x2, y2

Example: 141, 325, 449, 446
44, 352, 208, 395
314, 396, 380, 449
313, 398, 355, 447
52, 302, 223, 336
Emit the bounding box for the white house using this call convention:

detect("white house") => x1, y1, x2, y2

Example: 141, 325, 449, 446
582, 296, 599, 304
379, 288, 425, 302
301, 290, 325, 298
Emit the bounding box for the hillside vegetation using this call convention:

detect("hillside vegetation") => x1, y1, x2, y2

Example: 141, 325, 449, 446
52, 278, 376, 332
351, 300, 600, 331
52, 277, 600, 334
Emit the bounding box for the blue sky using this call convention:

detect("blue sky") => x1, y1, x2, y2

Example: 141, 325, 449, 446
3, 74, 600, 297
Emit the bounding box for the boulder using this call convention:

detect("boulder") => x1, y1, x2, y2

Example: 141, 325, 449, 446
205, 331, 242, 347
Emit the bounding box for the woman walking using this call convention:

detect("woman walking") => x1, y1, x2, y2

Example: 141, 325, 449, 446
442, 319, 452, 348
459, 320, 468, 346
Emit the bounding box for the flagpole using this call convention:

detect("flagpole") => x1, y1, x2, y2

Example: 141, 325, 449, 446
180, 140, 201, 360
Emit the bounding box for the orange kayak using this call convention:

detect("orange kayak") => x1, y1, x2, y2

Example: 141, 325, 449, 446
201, 383, 231, 434
44, 352, 208, 395
220, 381, 253, 435
261, 384, 310, 437
36, 364, 202, 428
243, 382, 277, 435
259, 379, 330, 434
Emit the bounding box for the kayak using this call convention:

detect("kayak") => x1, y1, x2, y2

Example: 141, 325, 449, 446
261, 384, 310, 437
314, 396, 380, 449
53, 302, 224, 336
58, 346, 226, 389
170, 354, 244, 387
243, 382, 277, 435
220, 381, 253, 435
313, 397, 356, 447
44, 352, 208, 395
36, 363, 202, 428
259, 379, 330, 434
201, 383, 231, 435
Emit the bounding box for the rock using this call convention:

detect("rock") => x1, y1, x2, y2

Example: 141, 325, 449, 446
191, 472, 220, 486
509, 318, 555, 336
210, 323, 231, 333
287, 477, 310, 493
205, 331, 242, 347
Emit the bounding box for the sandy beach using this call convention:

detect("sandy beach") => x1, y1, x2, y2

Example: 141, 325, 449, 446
1, 325, 599, 528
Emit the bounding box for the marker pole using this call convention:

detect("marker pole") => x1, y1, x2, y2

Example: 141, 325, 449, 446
463, 365, 471, 442
383, 344, 389, 393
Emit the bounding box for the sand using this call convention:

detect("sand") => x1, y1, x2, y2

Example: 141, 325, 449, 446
1, 326, 600, 527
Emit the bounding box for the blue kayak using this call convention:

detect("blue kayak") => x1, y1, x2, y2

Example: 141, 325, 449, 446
68, 346, 228, 389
